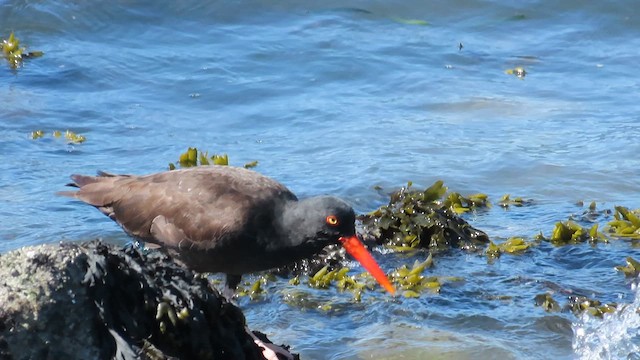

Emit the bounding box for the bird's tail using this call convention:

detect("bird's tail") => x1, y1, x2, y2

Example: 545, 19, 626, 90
58, 171, 120, 197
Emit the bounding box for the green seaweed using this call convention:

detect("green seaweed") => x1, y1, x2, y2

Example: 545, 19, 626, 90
388, 253, 442, 297
572, 201, 612, 223
2, 32, 43, 69
360, 181, 489, 252
444, 192, 490, 214
243, 160, 259, 169
306, 265, 371, 301
534, 293, 561, 312
235, 274, 274, 300
566, 295, 617, 318
64, 130, 86, 144
539, 220, 605, 245
30, 129, 85, 144
615, 257, 640, 278
486, 237, 533, 260
535, 292, 616, 318
169, 147, 257, 170
505, 67, 526, 79
606, 207, 640, 239
498, 194, 532, 208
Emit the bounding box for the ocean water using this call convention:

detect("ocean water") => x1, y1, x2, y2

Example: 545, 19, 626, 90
2, 1, 640, 358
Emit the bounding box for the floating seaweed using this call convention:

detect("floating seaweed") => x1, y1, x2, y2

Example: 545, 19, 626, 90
388, 253, 443, 297
606, 206, 640, 239
63, 130, 86, 144
30, 129, 86, 144
505, 67, 527, 79
498, 194, 533, 208
243, 160, 259, 169
566, 295, 617, 318
444, 192, 490, 214
534, 293, 561, 312
538, 220, 605, 245
30, 130, 45, 139
2, 32, 43, 69
615, 257, 640, 278
534, 293, 616, 318
486, 237, 533, 260
306, 265, 369, 301
169, 147, 257, 170
571, 201, 612, 223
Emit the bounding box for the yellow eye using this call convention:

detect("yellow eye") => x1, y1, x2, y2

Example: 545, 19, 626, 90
326, 215, 339, 226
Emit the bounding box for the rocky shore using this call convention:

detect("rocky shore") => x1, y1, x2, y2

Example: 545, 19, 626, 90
0, 241, 296, 360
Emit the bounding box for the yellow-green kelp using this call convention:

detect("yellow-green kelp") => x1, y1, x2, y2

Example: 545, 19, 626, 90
30, 129, 86, 144
2, 32, 43, 69
169, 147, 257, 170
537, 220, 606, 245
607, 206, 640, 239
486, 237, 534, 259
615, 257, 640, 278
498, 194, 532, 208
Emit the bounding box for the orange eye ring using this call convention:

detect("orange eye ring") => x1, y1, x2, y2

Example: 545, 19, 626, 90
326, 215, 339, 226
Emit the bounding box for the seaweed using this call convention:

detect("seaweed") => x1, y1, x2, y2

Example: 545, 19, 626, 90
304, 265, 370, 301
30, 129, 86, 144
498, 194, 533, 208
486, 237, 534, 260
505, 67, 527, 78
615, 257, 640, 278
606, 206, 640, 239
2, 32, 43, 69
388, 253, 444, 297
534, 293, 561, 312
534, 292, 616, 318
537, 220, 606, 245
566, 295, 617, 318
360, 181, 489, 252
169, 147, 257, 170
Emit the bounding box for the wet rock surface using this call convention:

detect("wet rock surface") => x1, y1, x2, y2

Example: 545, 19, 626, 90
0, 241, 295, 360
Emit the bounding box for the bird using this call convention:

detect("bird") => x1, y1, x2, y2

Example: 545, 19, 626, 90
60, 165, 395, 296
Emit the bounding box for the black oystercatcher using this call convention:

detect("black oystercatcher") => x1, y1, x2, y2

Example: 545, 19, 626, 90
60, 166, 395, 295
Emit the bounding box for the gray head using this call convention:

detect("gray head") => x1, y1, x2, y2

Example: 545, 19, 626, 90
277, 196, 356, 251
275, 195, 397, 294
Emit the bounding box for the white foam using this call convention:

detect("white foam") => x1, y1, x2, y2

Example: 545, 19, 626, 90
573, 283, 640, 359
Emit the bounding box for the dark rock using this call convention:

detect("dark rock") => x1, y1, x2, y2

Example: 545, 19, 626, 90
0, 241, 296, 360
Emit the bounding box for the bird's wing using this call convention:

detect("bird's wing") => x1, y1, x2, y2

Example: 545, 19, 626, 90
62, 166, 296, 249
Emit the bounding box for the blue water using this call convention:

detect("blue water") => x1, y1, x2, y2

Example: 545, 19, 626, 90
2, 1, 640, 358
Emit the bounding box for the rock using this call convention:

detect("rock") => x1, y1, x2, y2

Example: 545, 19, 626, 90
0, 241, 297, 360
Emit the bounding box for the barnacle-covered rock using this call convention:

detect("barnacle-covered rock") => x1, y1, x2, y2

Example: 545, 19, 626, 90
0, 241, 295, 360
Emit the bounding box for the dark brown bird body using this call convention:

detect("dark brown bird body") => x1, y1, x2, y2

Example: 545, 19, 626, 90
62, 166, 395, 295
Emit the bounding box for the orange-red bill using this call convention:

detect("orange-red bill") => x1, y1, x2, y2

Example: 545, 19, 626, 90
339, 235, 395, 295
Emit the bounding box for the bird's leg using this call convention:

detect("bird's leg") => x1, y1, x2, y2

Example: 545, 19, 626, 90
245, 327, 295, 360
223, 273, 242, 300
